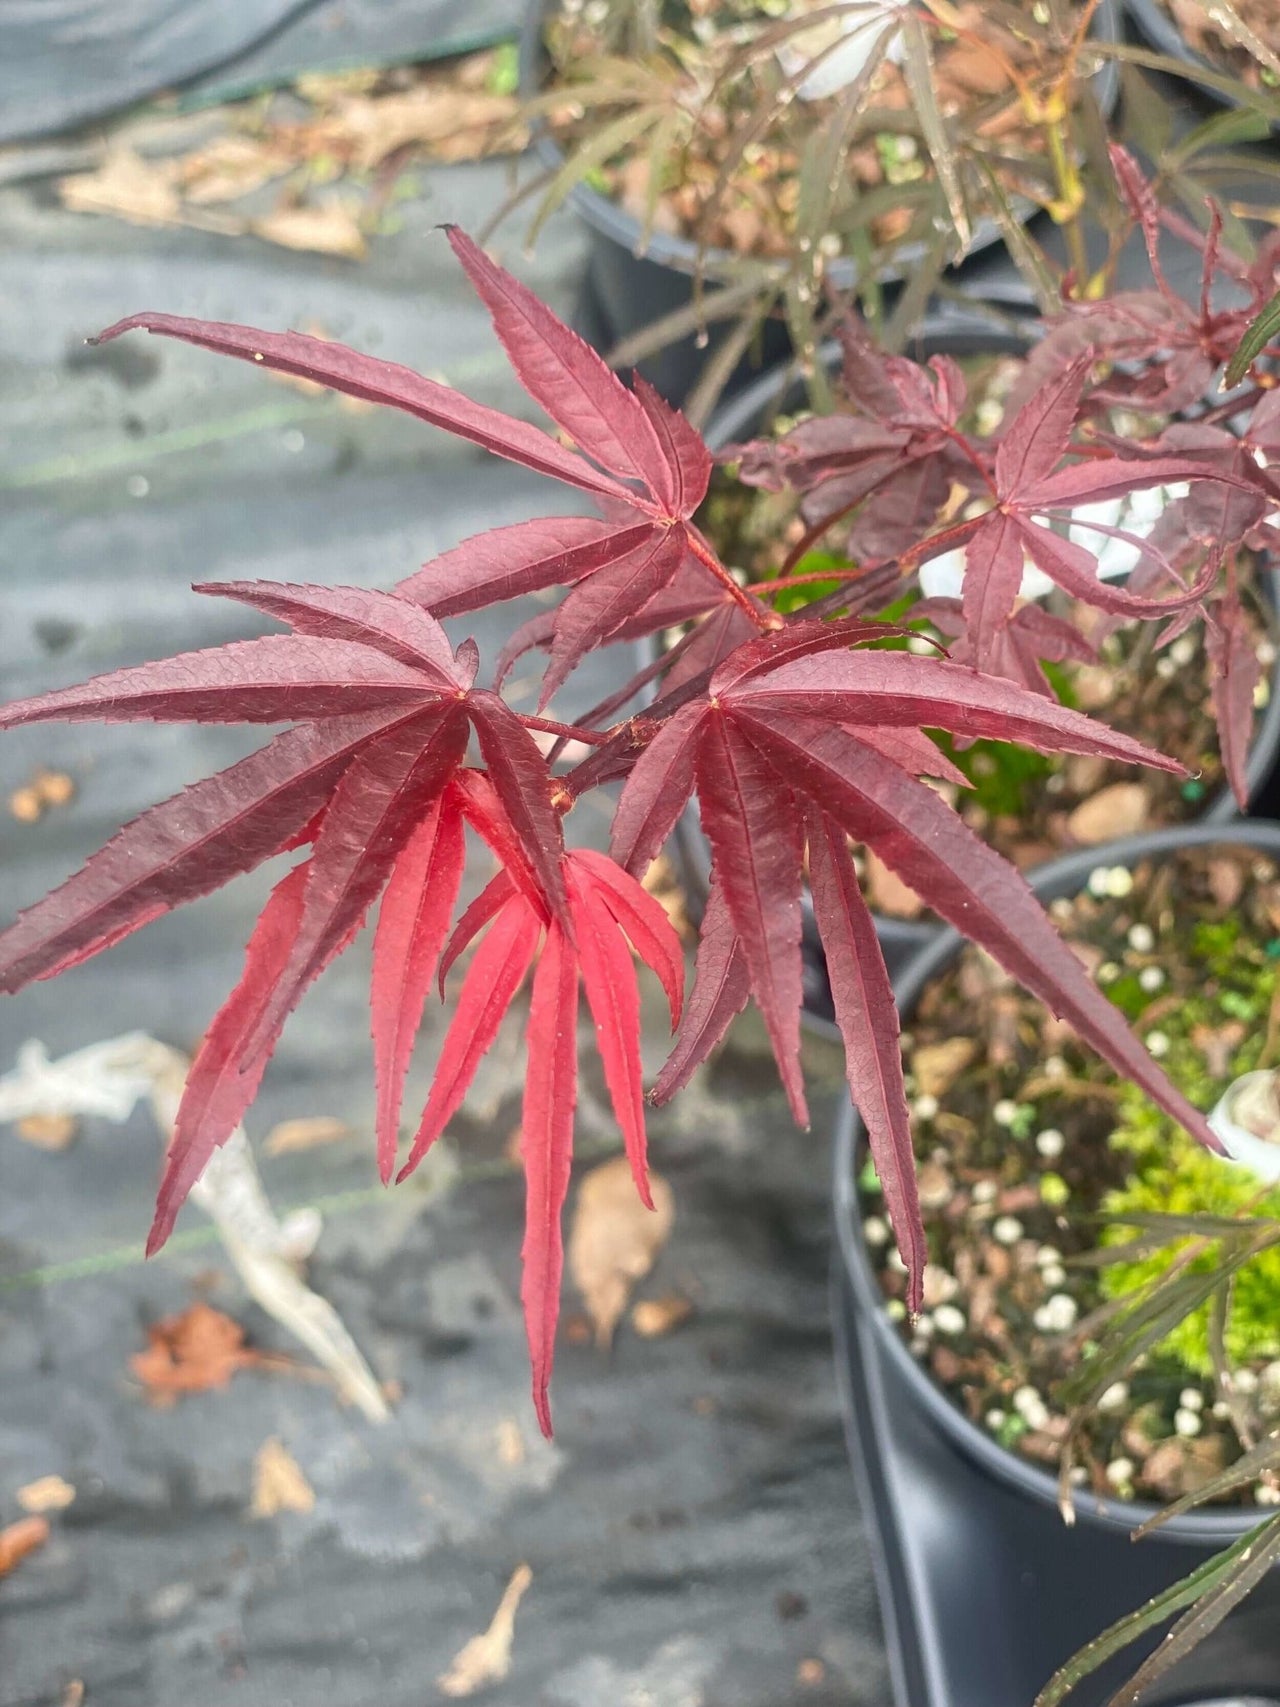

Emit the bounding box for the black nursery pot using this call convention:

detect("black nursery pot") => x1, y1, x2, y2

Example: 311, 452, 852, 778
519, 0, 1120, 406
833, 821, 1280, 1707
682, 330, 1280, 1027
1124, 0, 1280, 124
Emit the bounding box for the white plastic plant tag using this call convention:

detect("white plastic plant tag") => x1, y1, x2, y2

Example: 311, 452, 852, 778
777, 1, 905, 101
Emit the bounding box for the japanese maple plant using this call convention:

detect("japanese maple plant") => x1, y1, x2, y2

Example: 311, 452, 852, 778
3, 153, 1280, 1440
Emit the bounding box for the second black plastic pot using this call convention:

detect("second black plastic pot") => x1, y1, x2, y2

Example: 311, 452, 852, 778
519, 0, 1120, 405
833, 821, 1280, 1707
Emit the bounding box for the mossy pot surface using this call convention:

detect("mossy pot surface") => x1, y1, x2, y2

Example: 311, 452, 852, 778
833, 823, 1280, 1707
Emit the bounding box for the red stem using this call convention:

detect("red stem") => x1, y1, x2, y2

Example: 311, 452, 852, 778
683, 525, 782, 631
517, 714, 611, 746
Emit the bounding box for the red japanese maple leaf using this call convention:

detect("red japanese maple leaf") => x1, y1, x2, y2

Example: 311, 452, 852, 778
392, 846, 682, 1433
599, 621, 1222, 1307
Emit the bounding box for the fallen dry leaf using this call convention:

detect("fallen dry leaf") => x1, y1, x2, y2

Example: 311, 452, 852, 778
308, 87, 524, 172
1065, 782, 1149, 845
912, 1036, 976, 1098
130, 1302, 269, 1405
437, 1564, 533, 1698
15, 1113, 79, 1151
250, 1437, 316, 1517
263, 1115, 351, 1157
864, 849, 923, 918
0, 1516, 49, 1578
252, 200, 366, 259
16, 1476, 75, 1515
177, 135, 293, 205
568, 1155, 675, 1348
630, 1293, 693, 1339
59, 147, 182, 226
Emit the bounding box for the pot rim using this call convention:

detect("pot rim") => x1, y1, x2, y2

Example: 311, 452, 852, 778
833, 818, 1280, 1543
518, 0, 1121, 288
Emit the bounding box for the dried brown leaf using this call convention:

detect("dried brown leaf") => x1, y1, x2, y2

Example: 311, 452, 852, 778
263, 1115, 351, 1156
130, 1302, 266, 1405
252, 201, 366, 259
0, 1517, 49, 1578
913, 1036, 976, 1098
250, 1437, 316, 1516
568, 1155, 674, 1347
16, 1476, 75, 1515
437, 1563, 533, 1698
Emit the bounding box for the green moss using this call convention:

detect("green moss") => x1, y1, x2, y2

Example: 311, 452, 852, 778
1098, 909, 1280, 1377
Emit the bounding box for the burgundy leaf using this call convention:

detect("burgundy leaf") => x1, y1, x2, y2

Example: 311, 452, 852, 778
1022, 457, 1254, 513
521, 920, 579, 1438
541, 525, 686, 708
709, 616, 908, 692
695, 711, 807, 1127
149, 861, 310, 1253
609, 700, 705, 875
806, 807, 924, 1313
398, 516, 659, 618
1016, 518, 1219, 619
1207, 600, 1262, 809
732, 648, 1186, 772
445, 226, 679, 509
93, 313, 642, 508
198, 580, 464, 684
467, 691, 571, 931
0, 634, 437, 729
994, 353, 1093, 492
569, 869, 652, 1208
0, 710, 399, 993
370, 793, 467, 1182
960, 511, 1028, 668
571, 849, 683, 1029
848, 723, 968, 787
650, 879, 750, 1105
742, 710, 1222, 1154
632, 374, 713, 516
398, 897, 542, 1179
241, 705, 470, 1064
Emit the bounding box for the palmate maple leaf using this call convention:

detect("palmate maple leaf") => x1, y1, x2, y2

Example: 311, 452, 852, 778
595, 621, 1223, 1308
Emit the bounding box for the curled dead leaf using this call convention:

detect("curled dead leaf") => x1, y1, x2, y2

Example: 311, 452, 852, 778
437, 1564, 533, 1698
252, 201, 367, 259
568, 1155, 674, 1348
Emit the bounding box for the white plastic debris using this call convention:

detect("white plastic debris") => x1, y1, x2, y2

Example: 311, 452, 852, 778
778, 0, 905, 101
1208, 1069, 1280, 1185
0, 1032, 388, 1423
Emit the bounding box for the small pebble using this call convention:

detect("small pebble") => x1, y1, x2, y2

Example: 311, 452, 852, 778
1106, 868, 1134, 899
993, 1099, 1019, 1127
972, 1180, 998, 1205
1097, 961, 1120, 985
1236, 1369, 1260, 1395
1035, 1244, 1061, 1268
1041, 1263, 1067, 1288
1212, 1399, 1232, 1420
1174, 1408, 1202, 1438
914, 1313, 935, 1338
863, 1217, 890, 1248
1179, 1388, 1204, 1413
1256, 1483, 1280, 1506
1098, 1382, 1129, 1413
1035, 1128, 1065, 1160
1034, 1294, 1078, 1333
1138, 966, 1165, 992
1087, 867, 1111, 898
1012, 1386, 1050, 1431
1043, 1055, 1068, 1079
1169, 636, 1197, 668
993, 1215, 1023, 1245
1127, 924, 1155, 953
1145, 1030, 1170, 1058
887, 1248, 907, 1275
1069, 1466, 1088, 1486
1105, 1457, 1135, 1489
985, 1408, 1006, 1430
886, 1299, 907, 1322
913, 1093, 939, 1121
933, 1304, 966, 1336
1155, 655, 1176, 678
